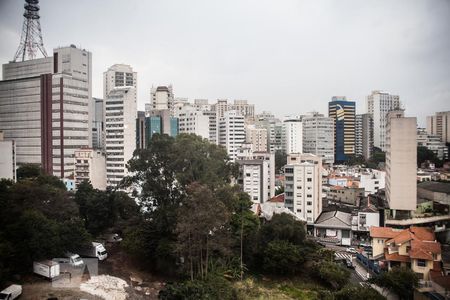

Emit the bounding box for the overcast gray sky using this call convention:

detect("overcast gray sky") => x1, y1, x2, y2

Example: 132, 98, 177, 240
1, 0, 449, 126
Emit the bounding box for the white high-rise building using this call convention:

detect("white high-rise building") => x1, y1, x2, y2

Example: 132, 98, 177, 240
236, 144, 275, 204
385, 110, 417, 216
176, 107, 210, 140
0, 45, 92, 178
150, 85, 174, 113
283, 118, 303, 154
74, 148, 106, 190
366, 91, 401, 151
219, 110, 245, 162
104, 87, 137, 187
103, 64, 137, 99
103, 65, 137, 187
284, 153, 322, 224
302, 112, 334, 164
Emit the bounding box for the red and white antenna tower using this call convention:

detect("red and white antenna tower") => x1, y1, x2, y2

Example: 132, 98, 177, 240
13, 0, 48, 62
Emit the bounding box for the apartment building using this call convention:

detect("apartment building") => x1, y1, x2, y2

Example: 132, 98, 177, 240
74, 148, 106, 190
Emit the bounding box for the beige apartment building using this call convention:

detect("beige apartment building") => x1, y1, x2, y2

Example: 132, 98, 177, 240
385, 110, 417, 216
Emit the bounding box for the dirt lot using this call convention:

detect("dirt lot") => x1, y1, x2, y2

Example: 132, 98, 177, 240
20, 243, 166, 300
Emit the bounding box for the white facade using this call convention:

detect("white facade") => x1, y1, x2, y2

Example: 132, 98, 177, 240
358, 169, 386, 196
366, 91, 401, 151
219, 111, 245, 162
103, 64, 137, 99
355, 113, 374, 160
104, 87, 137, 187
284, 153, 322, 224
302, 113, 334, 164
0, 133, 16, 182
385, 110, 417, 213
236, 146, 275, 203
283, 118, 303, 154
150, 85, 174, 112
176, 107, 210, 140
74, 148, 106, 190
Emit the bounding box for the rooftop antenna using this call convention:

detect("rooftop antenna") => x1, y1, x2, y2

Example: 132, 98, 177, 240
13, 0, 48, 62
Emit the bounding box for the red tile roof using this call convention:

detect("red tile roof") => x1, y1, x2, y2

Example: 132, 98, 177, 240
370, 227, 399, 239
384, 250, 411, 262
410, 248, 433, 260
410, 226, 435, 241
268, 193, 284, 203
411, 240, 441, 255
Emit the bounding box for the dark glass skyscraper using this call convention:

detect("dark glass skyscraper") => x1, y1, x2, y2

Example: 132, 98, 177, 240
328, 97, 356, 163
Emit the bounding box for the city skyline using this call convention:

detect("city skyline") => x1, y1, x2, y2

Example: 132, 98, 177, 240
1, 0, 449, 127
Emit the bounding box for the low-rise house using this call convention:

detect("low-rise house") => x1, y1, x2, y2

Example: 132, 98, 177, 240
314, 210, 353, 245
326, 186, 364, 206
370, 226, 442, 281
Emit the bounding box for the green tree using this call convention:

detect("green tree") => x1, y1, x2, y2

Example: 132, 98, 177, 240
334, 285, 385, 300
369, 266, 418, 300
16, 164, 42, 181
259, 213, 306, 246
263, 240, 304, 274
417, 146, 443, 168
313, 260, 350, 289
176, 183, 231, 280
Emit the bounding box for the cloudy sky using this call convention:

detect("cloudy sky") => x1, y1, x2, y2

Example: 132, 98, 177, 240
0, 0, 449, 126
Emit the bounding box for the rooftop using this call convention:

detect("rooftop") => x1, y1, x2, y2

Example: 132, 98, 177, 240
418, 181, 450, 194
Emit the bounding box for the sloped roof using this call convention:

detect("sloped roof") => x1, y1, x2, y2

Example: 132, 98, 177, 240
315, 210, 352, 228
370, 227, 399, 239
386, 230, 415, 245
411, 240, 441, 255
410, 248, 433, 260
410, 226, 435, 241
384, 250, 411, 262
268, 193, 284, 203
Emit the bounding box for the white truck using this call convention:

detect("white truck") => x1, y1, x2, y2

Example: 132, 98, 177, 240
78, 242, 107, 260
65, 252, 84, 267
0, 285, 22, 300
33, 260, 60, 280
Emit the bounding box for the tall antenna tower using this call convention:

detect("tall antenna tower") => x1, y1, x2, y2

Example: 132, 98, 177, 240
13, 0, 48, 62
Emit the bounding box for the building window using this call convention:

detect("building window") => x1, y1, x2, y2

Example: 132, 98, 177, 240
417, 260, 426, 267
307, 178, 312, 182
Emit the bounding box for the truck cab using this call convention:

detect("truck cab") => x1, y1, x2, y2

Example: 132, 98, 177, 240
93, 242, 108, 260
65, 252, 84, 267
0, 284, 22, 300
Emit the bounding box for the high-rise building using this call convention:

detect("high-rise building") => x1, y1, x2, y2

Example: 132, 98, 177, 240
282, 117, 303, 154
150, 85, 174, 113
366, 91, 401, 151
328, 96, 355, 163
0, 132, 16, 182
219, 110, 245, 162
255, 112, 283, 153
212, 99, 255, 119
417, 128, 448, 160
355, 113, 374, 160
92, 97, 104, 149
104, 86, 137, 187
0, 45, 92, 178
136, 109, 178, 149
385, 110, 417, 216
74, 148, 106, 190
426, 111, 450, 144
245, 125, 268, 152
302, 112, 334, 164
236, 144, 275, 204
176, 107, 209, 140
103, 64, 137, 99
284, 153, 322, 224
